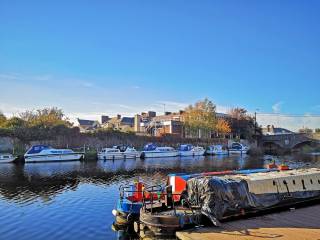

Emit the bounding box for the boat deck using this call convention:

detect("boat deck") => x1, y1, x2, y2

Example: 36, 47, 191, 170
176, 204, 320, 240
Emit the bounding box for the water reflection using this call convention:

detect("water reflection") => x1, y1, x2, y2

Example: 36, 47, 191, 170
0, 154, 318, 240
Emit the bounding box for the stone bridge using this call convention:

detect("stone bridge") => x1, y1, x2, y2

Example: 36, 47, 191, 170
260, 133, 319, 150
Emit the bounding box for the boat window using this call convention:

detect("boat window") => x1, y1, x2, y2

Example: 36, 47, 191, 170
51, 150, 62, 154
3, 156, 9, 159
302, 179, 306, 190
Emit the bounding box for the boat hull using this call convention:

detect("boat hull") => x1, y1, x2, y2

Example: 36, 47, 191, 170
179, 150, 205, 157
141, 151, 179, 159
0, 156, 17, 163
98, 152, 140, 160
24, 153, 84, 163
228, 149, 248, 154
206, 150, 229, 155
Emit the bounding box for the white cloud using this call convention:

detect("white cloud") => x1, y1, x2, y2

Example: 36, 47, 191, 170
272, 101, 284, 113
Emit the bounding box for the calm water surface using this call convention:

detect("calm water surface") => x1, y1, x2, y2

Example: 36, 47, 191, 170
0, 154, 319, 240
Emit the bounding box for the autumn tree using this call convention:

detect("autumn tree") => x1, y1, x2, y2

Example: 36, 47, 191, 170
182, 98, 217, 138
216, 118, 231, 137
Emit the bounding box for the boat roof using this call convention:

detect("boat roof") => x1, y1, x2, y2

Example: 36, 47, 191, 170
225, 168, 320, 181
26, 145, 52, 154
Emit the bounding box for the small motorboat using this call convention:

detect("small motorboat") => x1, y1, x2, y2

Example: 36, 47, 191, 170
179, 144, 205, 157
141, 143, 178, 159
98, 146, 140, 160
206, 145, 229, 155
24, 145, 84, 163
0, 153, 17, 163
228, 142, 249, 154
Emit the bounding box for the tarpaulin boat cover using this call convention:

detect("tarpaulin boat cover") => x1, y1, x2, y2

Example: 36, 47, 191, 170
186, 176, 320, 226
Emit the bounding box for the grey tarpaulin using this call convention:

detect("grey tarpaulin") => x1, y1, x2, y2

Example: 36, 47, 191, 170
186, 176, 309, 226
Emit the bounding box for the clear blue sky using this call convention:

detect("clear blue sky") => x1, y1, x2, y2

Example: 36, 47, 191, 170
0, 0, 320, 128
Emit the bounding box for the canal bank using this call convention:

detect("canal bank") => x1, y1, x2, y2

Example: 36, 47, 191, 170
176, 204, 320, 240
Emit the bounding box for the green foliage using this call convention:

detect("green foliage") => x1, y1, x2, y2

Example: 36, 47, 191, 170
0, 111, 7, 127
315, 128, 320, 133
0, 107, 76, 142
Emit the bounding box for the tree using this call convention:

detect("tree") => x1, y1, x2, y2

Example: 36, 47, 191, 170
2, 117, 26, 129
182, 98, 217, 138
228, 107, 249, 120
228, 107, 256, 140
216, 118, 231, 137
0, 111, 7, 127
19, 107, 72, 128
315, 128, 320, 133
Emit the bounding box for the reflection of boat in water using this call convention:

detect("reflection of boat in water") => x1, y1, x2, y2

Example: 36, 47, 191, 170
206, 145, 228, 155
24, 145, 84, 163
179, 144, 205, 157
0, 153, 17, 163
97, 146, 140, 160
141, 144, 178, 159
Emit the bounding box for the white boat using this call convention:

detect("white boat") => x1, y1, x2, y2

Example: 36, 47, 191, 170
179, 144, 205, 157
141, 143, 178, 159
228, 142, 249, 154
98, 146, 140, 160
0, 154, 17, 163
206, 145, 229, 155
24, 145, 84, 163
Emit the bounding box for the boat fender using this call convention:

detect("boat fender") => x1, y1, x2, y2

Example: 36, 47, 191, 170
112, 209, 118, 217
127, 213, 134, 222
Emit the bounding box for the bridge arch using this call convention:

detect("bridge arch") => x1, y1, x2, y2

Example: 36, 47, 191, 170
262, 141, 283, 154
292, 140, 314, 150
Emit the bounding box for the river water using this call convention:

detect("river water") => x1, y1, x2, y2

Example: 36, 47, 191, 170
0, 154, 319, 240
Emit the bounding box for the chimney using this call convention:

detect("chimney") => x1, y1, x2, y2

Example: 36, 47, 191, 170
101, 115, 110, 124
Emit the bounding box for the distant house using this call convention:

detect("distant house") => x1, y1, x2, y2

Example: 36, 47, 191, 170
77, 118, 100, 132
144, 112, 184, 137
102, 115, 134, 132
262, 125, 293, 135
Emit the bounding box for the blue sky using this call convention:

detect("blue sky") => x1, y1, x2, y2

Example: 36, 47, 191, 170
0, 1, 319, 129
